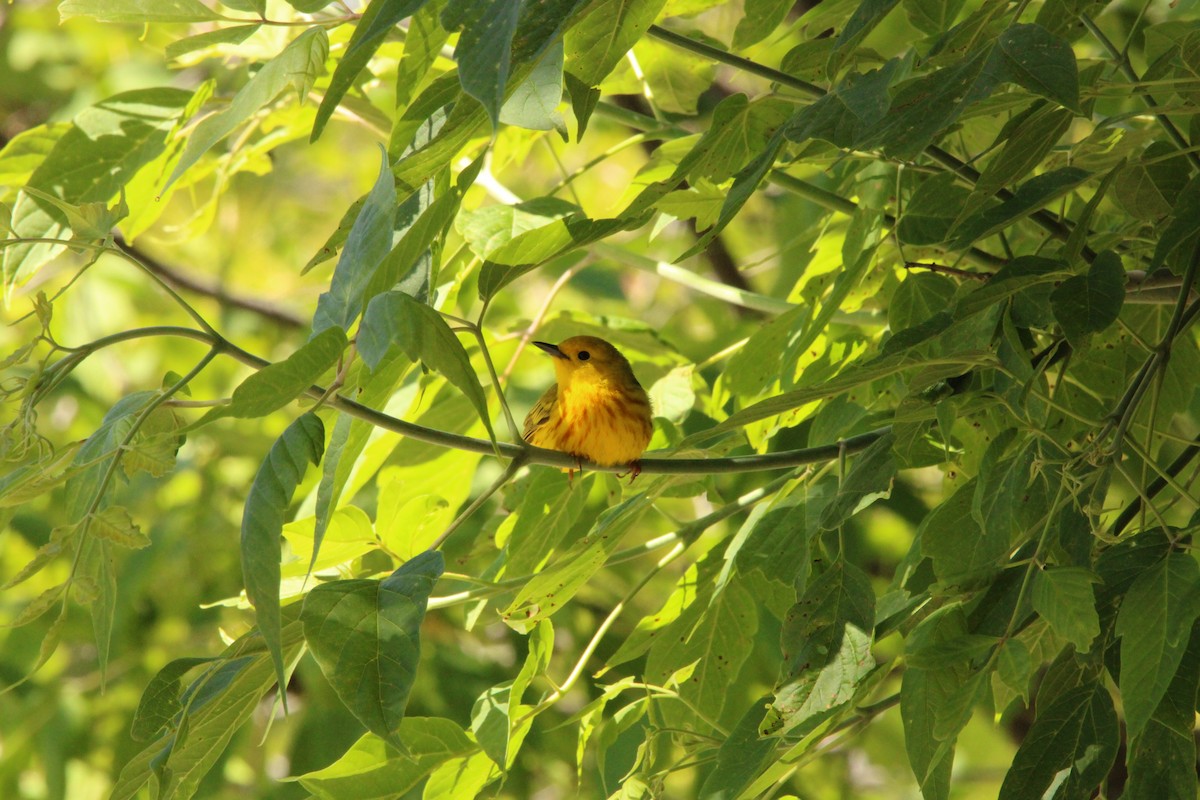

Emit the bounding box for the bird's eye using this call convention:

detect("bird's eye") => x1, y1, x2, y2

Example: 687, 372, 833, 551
578, 351, 590, 361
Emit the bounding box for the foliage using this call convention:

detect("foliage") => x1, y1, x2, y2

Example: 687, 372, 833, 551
2, 0, 1200, 798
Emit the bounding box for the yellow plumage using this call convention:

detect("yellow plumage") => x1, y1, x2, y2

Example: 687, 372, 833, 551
523, 335, 653, 468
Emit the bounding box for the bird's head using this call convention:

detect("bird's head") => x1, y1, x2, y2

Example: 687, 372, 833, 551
533, 335, 637, 390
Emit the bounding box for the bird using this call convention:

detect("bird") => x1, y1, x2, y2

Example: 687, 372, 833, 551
522, 335, 654, 474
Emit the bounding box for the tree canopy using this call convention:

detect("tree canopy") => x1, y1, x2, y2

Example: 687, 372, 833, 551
2, 0, 1200, 798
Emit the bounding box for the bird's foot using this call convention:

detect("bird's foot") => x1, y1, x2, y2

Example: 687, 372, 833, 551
616, 461, 642, 484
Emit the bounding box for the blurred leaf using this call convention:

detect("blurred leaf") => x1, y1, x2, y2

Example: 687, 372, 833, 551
166, 28, 329, 188
301, 552, 443, 748
241, 412, 325, 703
3, 88, 191, 290
59, 0, 221, 22
732, 0, 791, 48
165, 24, 261, 60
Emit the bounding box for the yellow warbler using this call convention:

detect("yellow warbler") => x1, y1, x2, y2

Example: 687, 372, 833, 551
522, 335, 653, 470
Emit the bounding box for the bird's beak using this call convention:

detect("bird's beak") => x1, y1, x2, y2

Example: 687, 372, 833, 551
533, 341, 568, 359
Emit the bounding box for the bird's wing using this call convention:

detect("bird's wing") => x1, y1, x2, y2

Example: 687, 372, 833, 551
523, 384, 557, 442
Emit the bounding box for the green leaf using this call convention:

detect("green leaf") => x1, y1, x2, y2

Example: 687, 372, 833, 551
645, 573, 760, 723
1050, 250, 1124, 344
59, 0, 221, 22
476, 213, 649, 299
868, 46, 1004, 160
896, 173, 972, 246
1125, 621, 1200, 800
1031, 567, 1100, 654
88, 506, 150, 549
224, 327, 347, 418
165, 24, 261, 60
998, 684, 1118, 799
500, 39, 566, 133
311, 413, 353, 580
732, 0, 791, 48
1149, 174, 1200, 275
900, 606, 983, 800
357, 291, 496, 444
312, 147, 401, 334
0, 122, 68, 189
969, 103, 1075, 207
889, 273, 956, 332
995, 23, 1080, 112
503, 494, 653, 632
696, 697, 779, 799
3, 88, 192, 290
564, 0, 666, 87
471, 619, 552, 768
1116, 552, 1200, 740
921, 478, 1006, 586
64, 391, 157, 523
424, 751, 499, 798
130, 657, 215, 742
678, 129, 784, 260
818, 431, 896, 530
692, 350, 994, 440
442, 0, 521, 129
294, 720, 475, 798
954, 255, 1065, 321
1113, 141, 1190, 221
769, 559, 875, 735
505, 471, 592, 576
241, 412, 325, 703
457, 197, 577, 260
688, 95, 791, 184
114, 622, 307, 800
827, 0, 902, 76
785, 58, 902, 151
312, 0, 432, 142
301, 552, 443, 749
166, 27, 329, 189
949, 167, 1091, 249
903, 0, 968, 36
